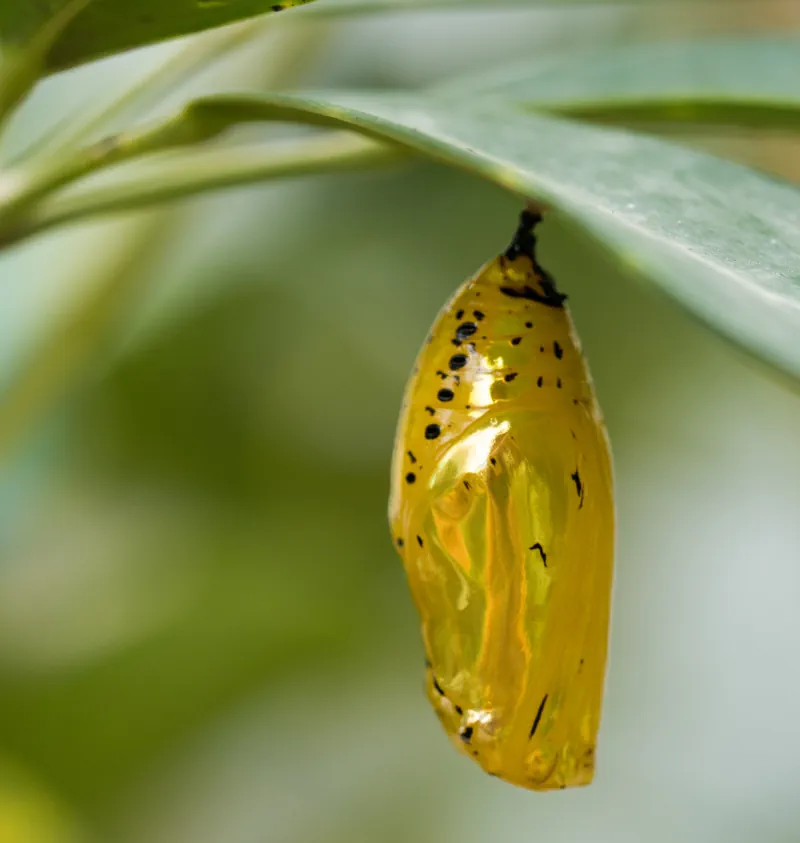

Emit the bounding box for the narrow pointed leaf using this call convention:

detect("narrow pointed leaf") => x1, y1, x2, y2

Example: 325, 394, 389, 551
0, 0, 316, 73
175, 90, 800, 382
444, 37, 800, 129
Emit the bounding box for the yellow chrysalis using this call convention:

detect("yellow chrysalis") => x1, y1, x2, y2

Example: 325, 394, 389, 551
389, 211, 614, 791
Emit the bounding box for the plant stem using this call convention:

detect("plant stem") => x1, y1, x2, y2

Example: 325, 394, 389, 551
0, 107, 221, 227
2, 133, 400, 247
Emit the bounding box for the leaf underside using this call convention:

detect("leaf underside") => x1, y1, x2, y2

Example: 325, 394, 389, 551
182, 90, 800, 383
0, 0, 316, 73
447, 38, 800, 129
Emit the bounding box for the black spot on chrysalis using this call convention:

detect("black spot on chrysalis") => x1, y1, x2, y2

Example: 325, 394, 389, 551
571, 469, 585, 508
529, 694, 548, 738
455, 322, 478, 341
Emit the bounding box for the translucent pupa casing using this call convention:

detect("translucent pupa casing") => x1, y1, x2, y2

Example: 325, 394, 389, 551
389, 212, 614, 791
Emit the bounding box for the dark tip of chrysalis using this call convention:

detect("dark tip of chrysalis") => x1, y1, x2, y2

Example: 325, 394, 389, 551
503, 209, 543, 262
501, 209, 568, 308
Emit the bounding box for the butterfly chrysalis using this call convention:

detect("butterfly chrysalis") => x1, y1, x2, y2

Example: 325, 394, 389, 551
389, 210, 614, 791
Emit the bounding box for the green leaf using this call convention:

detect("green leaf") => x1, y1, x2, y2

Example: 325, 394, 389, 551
140, 91, 800, 383
0, 0, 316, 73
305, 0, 742, 15
0, 0, 90, 127
444, 37, 800, 129
23, 133, 400, 251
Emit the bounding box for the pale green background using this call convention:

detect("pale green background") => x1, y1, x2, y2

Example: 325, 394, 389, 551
0, 2, 799, 842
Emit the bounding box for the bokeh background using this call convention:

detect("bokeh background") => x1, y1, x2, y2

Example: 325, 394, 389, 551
1, 2, 800, 842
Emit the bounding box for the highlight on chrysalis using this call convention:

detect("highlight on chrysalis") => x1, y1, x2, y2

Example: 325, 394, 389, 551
388, 208, 615, 792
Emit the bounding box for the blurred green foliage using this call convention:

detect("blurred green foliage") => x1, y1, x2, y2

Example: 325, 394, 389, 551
0, 2, 799, 843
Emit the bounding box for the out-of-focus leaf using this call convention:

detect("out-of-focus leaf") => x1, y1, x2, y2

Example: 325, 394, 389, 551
0, 491, 392, 808
0, 758, 81, 843
25, 133, 400, 240
444, 37, 800, 129
0, 0, 89, 127
303, 0, 747, 16
0, 1, 316, 73
28, 15, 279, 161
106, 90, 800, 384
0, 213, 178, 461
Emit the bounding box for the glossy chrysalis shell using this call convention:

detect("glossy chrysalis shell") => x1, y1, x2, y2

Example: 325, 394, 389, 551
389, 211, 614, 791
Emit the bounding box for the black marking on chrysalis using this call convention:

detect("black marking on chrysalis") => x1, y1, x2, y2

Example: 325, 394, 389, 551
407, 451, 417, 463
459, 726, 474, 744
416, 535, 424, 547
554, 340, 564, 359
425, 424, 441, 440
529, 542, 547, 566
499, 282, 567, 309
501, 211, 567, 308
406, 472, 416, 484
456, 322, 478, 341
571, 469, 585, 508
504, 209, 542, 261
529, 694, 549, 738
504, 372, 518, 383
424, 406, 435, 416
438, 388, 454, 402
449, 353, 468, 371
